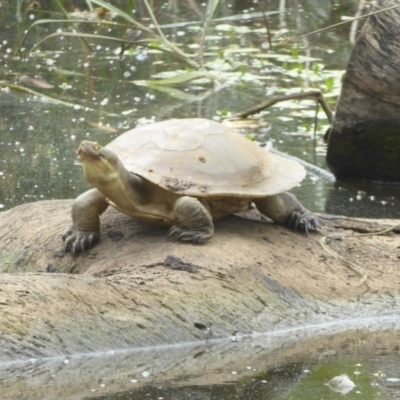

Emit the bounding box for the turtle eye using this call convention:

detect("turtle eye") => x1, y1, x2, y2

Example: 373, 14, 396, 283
93, 143, 101, 151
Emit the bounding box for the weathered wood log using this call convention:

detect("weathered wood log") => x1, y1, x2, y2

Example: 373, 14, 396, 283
0, 200, 400, 363
327, 0, 400, 182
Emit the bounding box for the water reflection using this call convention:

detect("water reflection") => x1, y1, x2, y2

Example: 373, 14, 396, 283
1, 316, 400, 399
326, 374, 356, 394
87, 353, 400, 400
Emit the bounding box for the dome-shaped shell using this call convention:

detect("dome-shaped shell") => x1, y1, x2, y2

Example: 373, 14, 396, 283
106, 118, 306, 198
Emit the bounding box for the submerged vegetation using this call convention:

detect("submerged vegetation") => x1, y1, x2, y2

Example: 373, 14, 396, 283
12, 0, 393, 132
10, 0, 348, 117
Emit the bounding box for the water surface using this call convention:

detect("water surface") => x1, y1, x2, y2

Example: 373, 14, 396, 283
2, 316, 400, 400
1, 0, 399, 218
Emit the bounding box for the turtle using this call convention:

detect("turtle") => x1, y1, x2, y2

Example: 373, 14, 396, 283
62, 118, 317, 254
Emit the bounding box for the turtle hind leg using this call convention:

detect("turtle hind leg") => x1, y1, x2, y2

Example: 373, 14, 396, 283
254, 192, 318, 234
168, 196, 214, 243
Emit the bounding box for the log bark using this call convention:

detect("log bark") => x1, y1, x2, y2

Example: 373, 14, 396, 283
327, 0, 400, 182
0, 200, 400, 363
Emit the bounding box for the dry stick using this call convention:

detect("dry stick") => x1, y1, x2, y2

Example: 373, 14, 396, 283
256, 0, 272, 50
198, 0, 219, 69
233, 90, 335, 182
234, 90, 333, 124
319, 235, 368, 286
297, 4, 400, 39
319, 223, 400, 286
313, 101, 319, 164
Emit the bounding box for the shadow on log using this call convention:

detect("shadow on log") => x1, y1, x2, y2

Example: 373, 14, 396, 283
327, 0, 400, 182
0, 200, 400, 362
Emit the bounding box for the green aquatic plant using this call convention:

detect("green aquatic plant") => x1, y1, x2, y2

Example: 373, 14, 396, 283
17, 0, 282, 85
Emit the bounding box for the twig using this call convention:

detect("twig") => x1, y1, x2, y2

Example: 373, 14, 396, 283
298, 4, 400, 39
256, 0, 272, 50
234, 90, 333, 124
313, 100, 319, 146
319, 235, 368, 286
319, 223, 400, 286
199, 0, 219, 68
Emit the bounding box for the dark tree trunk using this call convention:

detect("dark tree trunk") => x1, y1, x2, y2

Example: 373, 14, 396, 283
326, 0, 400, 182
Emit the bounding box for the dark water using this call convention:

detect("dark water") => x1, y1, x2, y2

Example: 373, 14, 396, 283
1, 0, 399, 218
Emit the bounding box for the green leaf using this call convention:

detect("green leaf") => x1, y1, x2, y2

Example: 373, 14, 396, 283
218, 109, 230, 117
324, 76, 334, 91
246, 133, 257, 141
239, 65, 247, 75
290, 47, 299, 58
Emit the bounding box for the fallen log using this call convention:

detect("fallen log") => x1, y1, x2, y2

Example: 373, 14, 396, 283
0, 200, 399, 361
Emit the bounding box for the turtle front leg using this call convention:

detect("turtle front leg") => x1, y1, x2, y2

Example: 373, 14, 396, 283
62, 188, 109, 255
254, 192, 318, 234
168, 196, 214, 243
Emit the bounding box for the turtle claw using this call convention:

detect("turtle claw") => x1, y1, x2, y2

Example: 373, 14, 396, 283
167, 225, 212, 244
62, 225, 99, 255
287, 210, 318, 235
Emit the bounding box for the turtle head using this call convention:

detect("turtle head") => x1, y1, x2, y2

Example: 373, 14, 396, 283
78, 140, 118, 162
78, 140, 122, 186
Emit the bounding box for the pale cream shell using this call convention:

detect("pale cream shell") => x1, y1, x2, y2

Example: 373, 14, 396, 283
107, 118, 306, 198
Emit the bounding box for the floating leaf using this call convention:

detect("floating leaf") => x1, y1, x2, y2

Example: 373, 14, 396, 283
145, 71, 208, 85
87, 122, 118, 132
145, 84, 206, 101
239, 65, 247, 75
19, 75, 54, 89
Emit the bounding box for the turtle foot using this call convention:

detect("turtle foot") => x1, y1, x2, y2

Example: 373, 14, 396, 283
62, 225, 99, 255
167, 225, 213, 243
286, 209, 318, 235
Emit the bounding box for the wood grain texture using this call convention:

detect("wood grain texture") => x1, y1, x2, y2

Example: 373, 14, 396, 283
0, 200, 400, 361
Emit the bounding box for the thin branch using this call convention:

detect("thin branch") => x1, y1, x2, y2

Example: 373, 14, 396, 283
199, 0, 219, 68
234, 90, 333, 124
298, 4, 400, 39
256, 0, 272, 50
313, 100, 319, 144
52, 0, 92, 52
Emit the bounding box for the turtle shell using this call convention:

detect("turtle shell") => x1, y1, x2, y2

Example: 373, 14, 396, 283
106, 118, 306, 198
